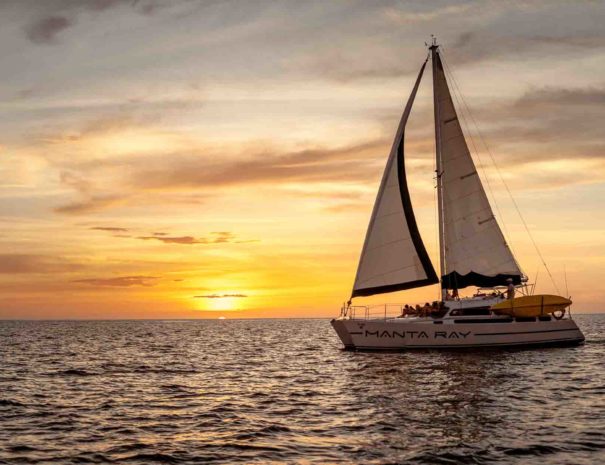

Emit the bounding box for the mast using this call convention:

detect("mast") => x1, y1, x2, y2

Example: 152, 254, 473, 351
430, 37, 446, 300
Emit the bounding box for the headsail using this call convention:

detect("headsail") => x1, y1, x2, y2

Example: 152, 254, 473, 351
431, 47, 523, 289
351, 60, 438, 298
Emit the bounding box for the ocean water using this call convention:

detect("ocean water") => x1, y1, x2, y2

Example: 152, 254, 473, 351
1, 315, 604, 465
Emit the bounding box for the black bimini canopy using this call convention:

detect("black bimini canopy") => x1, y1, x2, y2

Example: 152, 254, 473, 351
441, 271, 522, 290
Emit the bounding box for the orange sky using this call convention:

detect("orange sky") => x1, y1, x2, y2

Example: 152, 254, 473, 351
1, 1, 604, 318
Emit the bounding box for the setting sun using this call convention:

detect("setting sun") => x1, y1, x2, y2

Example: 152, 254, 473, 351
197, 294, 247, 312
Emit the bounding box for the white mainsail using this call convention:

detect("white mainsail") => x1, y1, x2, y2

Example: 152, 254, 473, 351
352, 60, 438, 298
432, 48, 523, 289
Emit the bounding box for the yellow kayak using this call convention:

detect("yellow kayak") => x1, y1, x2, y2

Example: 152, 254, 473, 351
490, 294, 572, 317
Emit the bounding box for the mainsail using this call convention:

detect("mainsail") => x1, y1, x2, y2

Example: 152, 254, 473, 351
351, 60, 438, 298
431, 46, 523, 289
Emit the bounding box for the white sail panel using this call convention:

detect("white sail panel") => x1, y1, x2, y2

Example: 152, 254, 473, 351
352, 61, 437, 298
433, 50, 522, 289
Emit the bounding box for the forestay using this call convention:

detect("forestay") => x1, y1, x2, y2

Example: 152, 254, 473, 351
351, 60, 438, 298
432, 50, 523, 289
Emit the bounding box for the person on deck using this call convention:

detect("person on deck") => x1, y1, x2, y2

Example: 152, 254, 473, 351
506, 278, 516, 300
422, 302, 431, 317
432, 301, 447, 318
399, 305, 410, 317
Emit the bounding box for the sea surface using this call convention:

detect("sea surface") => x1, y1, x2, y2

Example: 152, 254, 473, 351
1, 315, 604, 465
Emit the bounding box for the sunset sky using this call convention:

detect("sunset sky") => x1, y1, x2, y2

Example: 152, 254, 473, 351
1, 0, 604, 319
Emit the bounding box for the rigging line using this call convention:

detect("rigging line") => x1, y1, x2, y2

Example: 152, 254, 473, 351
438, 49, 517, 264
439, 46, 560, 294
564, 265, 569, 298
564, 264, 572, 316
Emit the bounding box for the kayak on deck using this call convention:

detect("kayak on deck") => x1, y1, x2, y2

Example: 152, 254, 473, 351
490, 294, 572, 318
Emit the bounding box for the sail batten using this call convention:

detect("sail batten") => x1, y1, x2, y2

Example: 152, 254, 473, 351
351, 59, 438, 299
432, 48, 523, 289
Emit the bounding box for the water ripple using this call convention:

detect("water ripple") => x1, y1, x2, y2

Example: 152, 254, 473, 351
0, 315, 604, 464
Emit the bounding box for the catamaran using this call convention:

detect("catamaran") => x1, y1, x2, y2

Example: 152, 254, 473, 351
331, 40, 585, 350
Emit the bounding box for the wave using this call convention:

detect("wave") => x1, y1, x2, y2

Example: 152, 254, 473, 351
121, 452, 180, 463
6, 445, 37, 453
51, 368, 98, 376
2, 317, 604, 465
501, 444, 564, 456
105, 443, 148, 455
0, 399, 24, 407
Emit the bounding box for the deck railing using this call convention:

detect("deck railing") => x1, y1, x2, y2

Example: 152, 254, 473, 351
340, 303, 572, 321
341, 304, 408, 320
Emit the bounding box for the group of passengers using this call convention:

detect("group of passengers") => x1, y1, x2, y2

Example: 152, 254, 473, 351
398, 301, 447, 318
396, 279, 517, 319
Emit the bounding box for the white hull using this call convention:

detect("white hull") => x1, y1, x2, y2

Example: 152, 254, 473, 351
331, 316, 585, 350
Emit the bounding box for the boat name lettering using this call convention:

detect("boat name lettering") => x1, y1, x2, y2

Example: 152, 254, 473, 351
434, 331, 471, 339
364, 330, 471, 339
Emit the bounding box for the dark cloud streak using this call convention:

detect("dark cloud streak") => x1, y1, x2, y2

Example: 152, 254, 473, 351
90, 226, 129, 232
73, 275, 159, 287
23, 0, 161, 45
133, 140, 388, 190
136, 232, 237, 245
0, 254, 81, 274
26, 16, 72, 44
194, 293, 247, 299
54, 195, 126, 214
